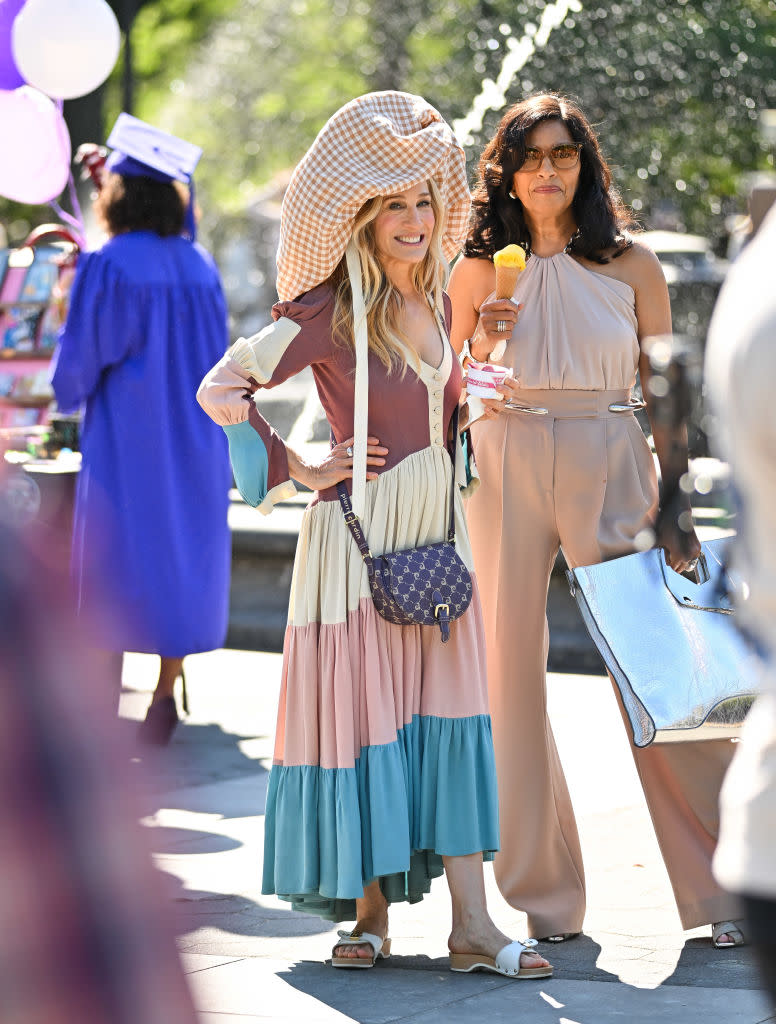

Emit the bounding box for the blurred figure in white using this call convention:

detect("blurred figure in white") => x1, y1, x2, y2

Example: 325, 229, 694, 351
706, 197, 776, 1002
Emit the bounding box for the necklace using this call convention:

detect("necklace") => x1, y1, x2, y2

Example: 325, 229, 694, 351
520, 229, 580, 260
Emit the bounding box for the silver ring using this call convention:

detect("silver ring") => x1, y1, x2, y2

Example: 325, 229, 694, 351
496, 320, 507, 333
346, 445, 353, 458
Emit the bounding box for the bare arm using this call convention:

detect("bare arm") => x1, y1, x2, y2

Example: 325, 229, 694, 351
630, 242, 701, 570
447, 256, 491, 354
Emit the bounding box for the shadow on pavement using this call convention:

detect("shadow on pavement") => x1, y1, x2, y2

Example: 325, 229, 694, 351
665, 936, 764, 991
157, 870, 333, 940
117, 716, 271, 819
531, 933, 622, 984
273, 934, 635, 1023
146, 826, 243, 855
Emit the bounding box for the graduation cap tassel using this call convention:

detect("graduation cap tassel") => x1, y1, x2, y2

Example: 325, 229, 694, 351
184, 178, 197, 242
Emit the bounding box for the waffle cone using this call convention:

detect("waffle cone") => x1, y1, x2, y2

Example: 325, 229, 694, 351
495, 264, 522, 299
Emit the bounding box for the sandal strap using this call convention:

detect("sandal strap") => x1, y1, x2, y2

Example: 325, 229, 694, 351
495, 938, 536, 976
712, 920, 746, 944
334, 930, 384, 956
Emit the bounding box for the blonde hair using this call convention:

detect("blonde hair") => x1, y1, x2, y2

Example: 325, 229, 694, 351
331, 178, 448, 372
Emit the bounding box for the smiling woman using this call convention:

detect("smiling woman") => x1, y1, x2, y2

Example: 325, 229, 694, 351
197, 91, 553, 979
329, 178, 447, 373
374, 183, 435, 261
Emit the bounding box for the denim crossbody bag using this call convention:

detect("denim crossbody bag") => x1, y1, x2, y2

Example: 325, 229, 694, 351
336, 406, 472, 642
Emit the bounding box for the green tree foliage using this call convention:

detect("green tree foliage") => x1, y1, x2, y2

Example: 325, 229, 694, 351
2, 0, 774, 241
128, 0, 242, 83
146, 0, 370, 209
152, 0, 775, 233
447, 0, 776, 233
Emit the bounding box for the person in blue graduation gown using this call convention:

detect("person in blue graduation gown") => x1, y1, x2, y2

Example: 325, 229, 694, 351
52, 117, 231, 744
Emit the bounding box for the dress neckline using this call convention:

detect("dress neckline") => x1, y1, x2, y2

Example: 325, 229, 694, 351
520, 248, 635, 297
426, 300, 449, 370
400, 298, 448, 371
521, 230, 579, 260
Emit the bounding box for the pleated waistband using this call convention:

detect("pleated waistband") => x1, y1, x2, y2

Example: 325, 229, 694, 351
504, 387, 640, 419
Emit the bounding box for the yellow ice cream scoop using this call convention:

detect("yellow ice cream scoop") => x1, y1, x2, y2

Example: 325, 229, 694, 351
493, 244, 527, 299
493, 243, 527, 271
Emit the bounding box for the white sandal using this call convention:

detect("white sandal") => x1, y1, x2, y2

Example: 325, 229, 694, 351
449, 938, 553, 979
712, 920, 746, 948
331, 929, 392, 968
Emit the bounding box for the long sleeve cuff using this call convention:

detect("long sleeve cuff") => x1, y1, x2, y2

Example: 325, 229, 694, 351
223, 420, 297, 513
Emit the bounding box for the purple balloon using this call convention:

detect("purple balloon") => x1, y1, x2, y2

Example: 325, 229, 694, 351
0, 0, 26, 89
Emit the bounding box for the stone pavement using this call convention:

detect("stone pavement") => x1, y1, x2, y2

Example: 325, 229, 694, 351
120, 649, 775, 1024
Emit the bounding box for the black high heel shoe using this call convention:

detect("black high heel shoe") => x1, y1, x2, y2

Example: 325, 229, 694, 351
138, 696, 178, 746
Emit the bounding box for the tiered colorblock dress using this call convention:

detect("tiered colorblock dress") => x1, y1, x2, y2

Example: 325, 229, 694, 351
198, 285, 499, 921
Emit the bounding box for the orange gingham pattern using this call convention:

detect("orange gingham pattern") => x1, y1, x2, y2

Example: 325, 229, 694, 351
276, 91, 472, 301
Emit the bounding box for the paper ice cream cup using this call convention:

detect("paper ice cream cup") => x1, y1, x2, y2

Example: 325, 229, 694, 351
466, 360, 512, 398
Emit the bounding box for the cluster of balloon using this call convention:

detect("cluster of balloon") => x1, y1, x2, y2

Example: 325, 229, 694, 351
0, 0, 120, 205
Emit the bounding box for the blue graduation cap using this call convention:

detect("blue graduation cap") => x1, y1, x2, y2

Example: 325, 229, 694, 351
105, 113, 202, 239
105, 113, 202, 183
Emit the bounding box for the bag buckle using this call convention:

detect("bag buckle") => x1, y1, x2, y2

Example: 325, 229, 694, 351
343, 511, 358, 524
433, 595, 451, 643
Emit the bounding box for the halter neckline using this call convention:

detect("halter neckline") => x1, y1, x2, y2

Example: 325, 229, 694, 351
521, 229, 580, 260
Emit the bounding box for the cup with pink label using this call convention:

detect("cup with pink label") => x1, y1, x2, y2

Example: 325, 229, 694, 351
466, 359, 512, 399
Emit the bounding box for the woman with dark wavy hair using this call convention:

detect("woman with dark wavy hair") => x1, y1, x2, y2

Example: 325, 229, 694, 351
448, 93, 743, 949
464, 94, 631, 265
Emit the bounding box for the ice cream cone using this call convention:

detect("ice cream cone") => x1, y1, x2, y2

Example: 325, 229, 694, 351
494, 264, 520, 299
493, 243, 527, 299
489, 244, 527, 359
494, 263, 521, 299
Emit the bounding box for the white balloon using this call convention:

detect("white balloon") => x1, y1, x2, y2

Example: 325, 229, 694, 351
0, 86, 72, 204
12, 0, 120, 100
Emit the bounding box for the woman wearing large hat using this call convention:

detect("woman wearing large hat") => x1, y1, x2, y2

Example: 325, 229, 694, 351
198, 92, 551, 977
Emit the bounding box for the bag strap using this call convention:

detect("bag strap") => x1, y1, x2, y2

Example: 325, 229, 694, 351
345, 240, 369, 518
445, 403, 459, 543
336, 482, 376, 577
337, 403, 460, 555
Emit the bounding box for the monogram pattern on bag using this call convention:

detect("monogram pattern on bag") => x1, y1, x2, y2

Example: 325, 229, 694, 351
368, 542, 472, 626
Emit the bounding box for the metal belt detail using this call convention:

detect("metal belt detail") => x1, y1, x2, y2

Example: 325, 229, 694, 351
504, 402, 549, 415
608, 399, 647, 413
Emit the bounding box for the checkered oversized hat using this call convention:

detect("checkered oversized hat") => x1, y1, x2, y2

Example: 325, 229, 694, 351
276, 91, 471, 301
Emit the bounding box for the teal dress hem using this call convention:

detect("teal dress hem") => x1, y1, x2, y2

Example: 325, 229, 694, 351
262, 713, 499, 922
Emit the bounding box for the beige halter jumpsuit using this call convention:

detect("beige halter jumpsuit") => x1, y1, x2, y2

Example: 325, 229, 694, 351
467, 252, 739, 938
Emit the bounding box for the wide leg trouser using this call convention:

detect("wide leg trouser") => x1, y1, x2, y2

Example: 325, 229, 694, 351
468, 389, 739, 937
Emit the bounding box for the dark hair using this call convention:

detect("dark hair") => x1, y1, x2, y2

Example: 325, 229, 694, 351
95, 172, 186, 238
465, 94, 635, 264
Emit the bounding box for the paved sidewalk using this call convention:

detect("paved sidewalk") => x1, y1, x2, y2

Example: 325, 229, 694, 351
120, 650, 774, 1024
